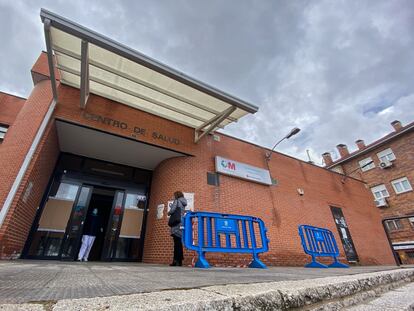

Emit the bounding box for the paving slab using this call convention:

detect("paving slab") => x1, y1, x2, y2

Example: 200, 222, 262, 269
345, 282, 414, 310
41, 268, 414, 310
0, 260, 404, 304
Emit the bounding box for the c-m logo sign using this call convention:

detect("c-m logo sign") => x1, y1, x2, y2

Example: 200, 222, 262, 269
221, 160, 236, 170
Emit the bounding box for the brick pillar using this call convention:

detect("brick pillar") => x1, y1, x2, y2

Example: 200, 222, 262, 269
0, 80, 56, 258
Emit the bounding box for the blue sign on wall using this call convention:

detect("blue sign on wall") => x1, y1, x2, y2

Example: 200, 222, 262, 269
216, 218, 237, 233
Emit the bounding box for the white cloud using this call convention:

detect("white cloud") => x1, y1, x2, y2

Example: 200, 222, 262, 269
0, 0, 413, 164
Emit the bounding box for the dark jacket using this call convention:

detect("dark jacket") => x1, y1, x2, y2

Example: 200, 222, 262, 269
168, 197, 187, 238
83, 214, 102, 236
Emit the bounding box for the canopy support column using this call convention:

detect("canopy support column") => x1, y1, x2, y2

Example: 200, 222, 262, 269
194, 106, 236, 143
43, 18, 58, 102
80, 40, 90, 109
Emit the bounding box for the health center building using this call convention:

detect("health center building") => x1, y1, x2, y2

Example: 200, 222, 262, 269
0, 9, 395, 266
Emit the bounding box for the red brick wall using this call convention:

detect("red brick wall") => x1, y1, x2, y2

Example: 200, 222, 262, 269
0, 92, 25, 129
0, 122, 59, 258
30, 52, 61, 85
333, 130, 414, 264
0, 80, 53, 207
144, 132, 395, 266
0, 79, 59, 258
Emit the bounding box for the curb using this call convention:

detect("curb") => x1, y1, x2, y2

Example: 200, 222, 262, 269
1, 268, 413, 310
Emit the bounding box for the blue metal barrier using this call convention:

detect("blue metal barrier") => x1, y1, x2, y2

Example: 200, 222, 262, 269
298, 225, 349, 268
183, 212, 270, 269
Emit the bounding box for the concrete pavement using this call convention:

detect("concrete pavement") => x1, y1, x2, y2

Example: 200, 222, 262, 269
0, 266, 412, 310
0, 260, 401, 304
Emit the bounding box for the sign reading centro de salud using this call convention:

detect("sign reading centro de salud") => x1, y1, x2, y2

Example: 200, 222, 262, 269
215, 156, 272, 185
82, 112, 180, 145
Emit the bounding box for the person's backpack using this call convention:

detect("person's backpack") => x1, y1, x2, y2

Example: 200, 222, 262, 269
168, 200, 181, 227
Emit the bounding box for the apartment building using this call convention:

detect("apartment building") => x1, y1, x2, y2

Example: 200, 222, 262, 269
323, 120, 414, 264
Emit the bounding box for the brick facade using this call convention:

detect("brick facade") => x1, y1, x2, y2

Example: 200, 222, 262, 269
0, 92, 25, 134
0, 53, 396, 266
145, 134, 394, 266
0, 122, 59, 258
0, 80, 58, 258
326, 123, 414, 264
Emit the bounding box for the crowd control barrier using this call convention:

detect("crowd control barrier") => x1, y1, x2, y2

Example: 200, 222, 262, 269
183, 212, 270, 269
298, 225, 349, 268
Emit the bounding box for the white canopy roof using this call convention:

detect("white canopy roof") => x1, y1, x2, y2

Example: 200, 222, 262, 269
40, 9, 258, 142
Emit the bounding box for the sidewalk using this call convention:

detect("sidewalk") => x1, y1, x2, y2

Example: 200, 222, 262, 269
0, 260, 402, 304
0, 262, 412, 311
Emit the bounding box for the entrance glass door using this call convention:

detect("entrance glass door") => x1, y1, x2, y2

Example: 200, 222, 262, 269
24, 153, 152, 261
102, 191, 125, 260
114, 193, 147, 260
60, 185, 93, 260
26, 182, 81, 258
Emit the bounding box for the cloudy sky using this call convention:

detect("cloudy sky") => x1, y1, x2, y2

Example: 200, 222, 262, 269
0, 0, 413, 164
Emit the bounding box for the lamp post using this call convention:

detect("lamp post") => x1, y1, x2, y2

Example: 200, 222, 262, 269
265, 127, 301, 161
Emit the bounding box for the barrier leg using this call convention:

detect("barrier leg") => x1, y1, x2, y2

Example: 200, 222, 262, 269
305, 255, 328, 268
248, 253, 267, 269
195, 251, 210, 268
328, 257, 349, 268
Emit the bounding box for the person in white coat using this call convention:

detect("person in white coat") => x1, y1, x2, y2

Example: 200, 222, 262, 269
78, 208, 102, 261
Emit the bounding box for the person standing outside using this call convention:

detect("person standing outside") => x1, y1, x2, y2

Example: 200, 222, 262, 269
167, 191, 187, 266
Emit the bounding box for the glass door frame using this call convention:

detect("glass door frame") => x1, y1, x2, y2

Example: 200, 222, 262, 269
21, 167, 64, 259
59, 184, 94, 260
101, 190, 126, 261
113, 191, 150, 262
22, 179, 84, 260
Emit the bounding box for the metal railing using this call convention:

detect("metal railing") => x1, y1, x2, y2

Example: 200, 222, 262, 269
298, 225, 349, 268
183, 212, 270, 268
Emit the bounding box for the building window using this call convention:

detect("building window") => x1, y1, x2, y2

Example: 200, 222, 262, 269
0, 124, 9, 142
406, 251, 414, 259
409, 217, 414, 229
391, 177, 413, 194
359, 157, 375, 171
377, 148, 396, 162
371, 184, 390, 200
385, 219, 404, 231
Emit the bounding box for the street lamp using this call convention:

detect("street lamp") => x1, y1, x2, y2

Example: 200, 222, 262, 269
265, 127, 301, 161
